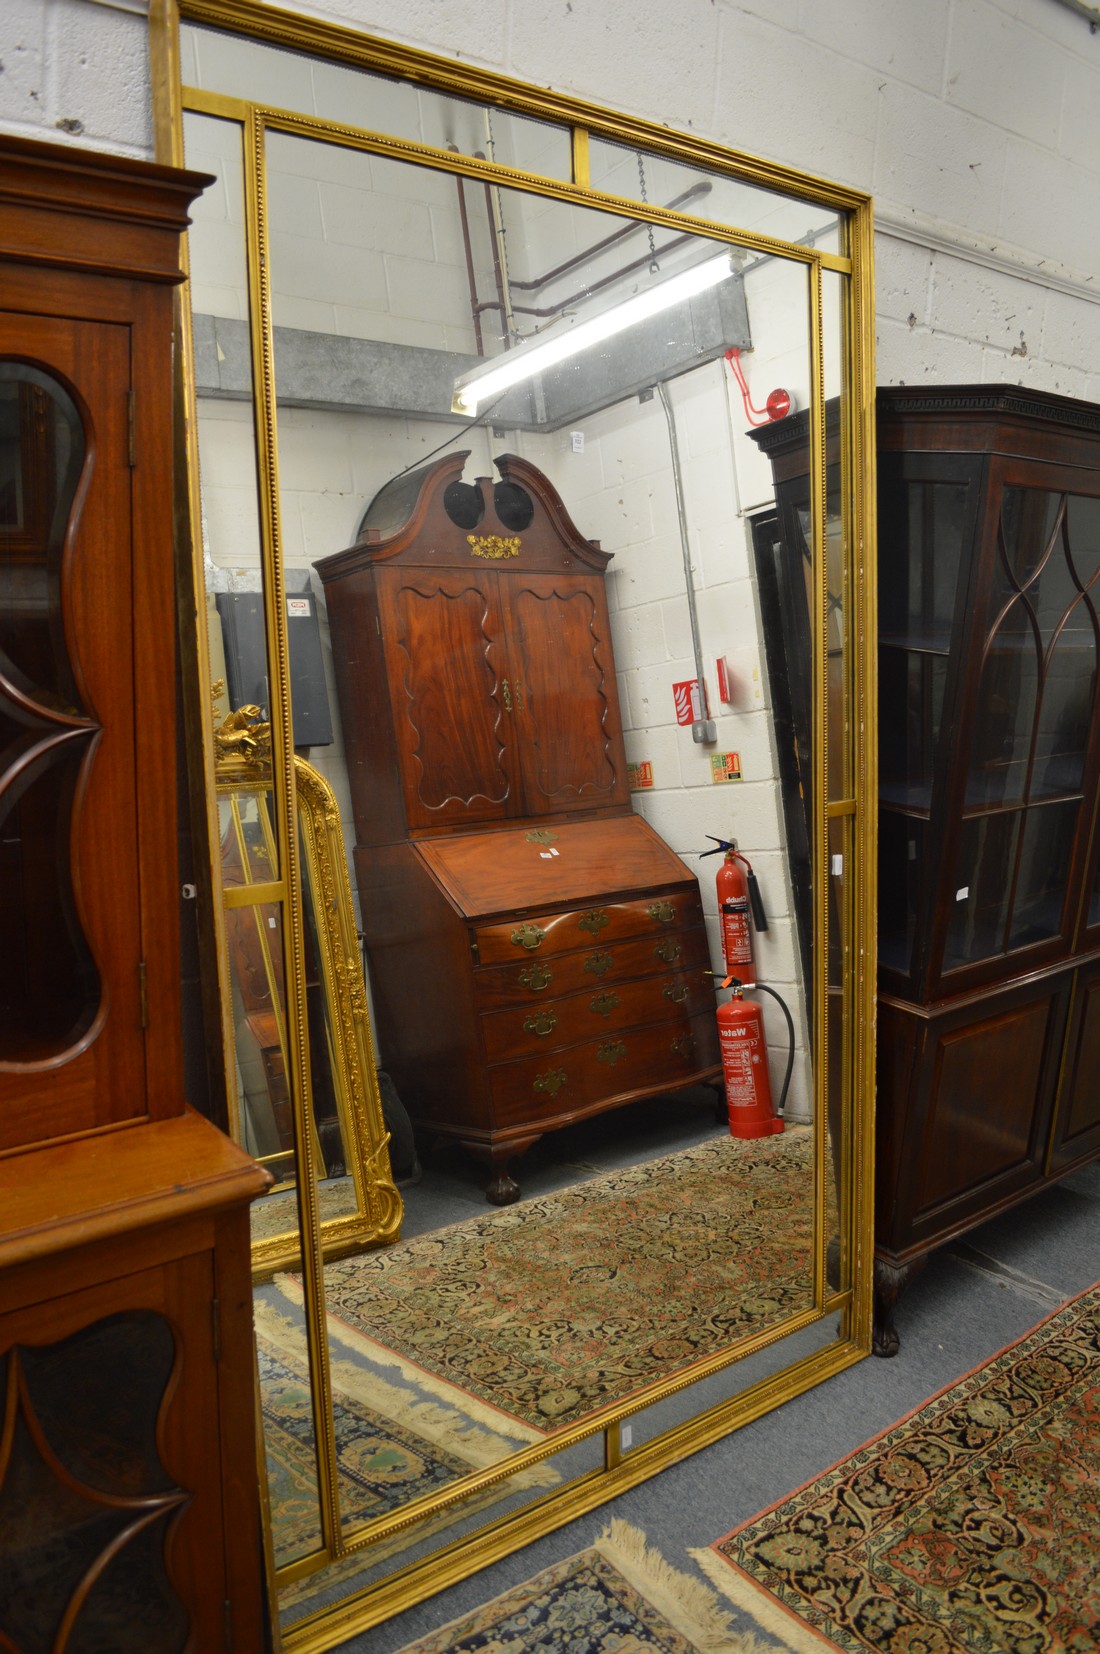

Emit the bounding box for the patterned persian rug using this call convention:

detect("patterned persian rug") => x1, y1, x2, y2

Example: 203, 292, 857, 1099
275, 1129, 816, 1432
392, 1520, 795, 1653
254, 1302, 556, 1614
696, 1280, 1100, 1652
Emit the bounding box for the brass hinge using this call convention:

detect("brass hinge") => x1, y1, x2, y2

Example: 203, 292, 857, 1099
212, 1296, 221, 1363
127, 390, 136, 467
138, 961, 148, 1029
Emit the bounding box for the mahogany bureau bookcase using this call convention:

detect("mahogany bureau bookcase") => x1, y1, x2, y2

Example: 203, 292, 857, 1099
316, 450, 721, 1203
0, 135, 269, 1648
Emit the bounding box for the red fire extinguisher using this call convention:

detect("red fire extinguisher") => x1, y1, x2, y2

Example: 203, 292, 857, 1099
715, 846, 757, 985
717, 984, 784, 1139
701, 835, 790, 1139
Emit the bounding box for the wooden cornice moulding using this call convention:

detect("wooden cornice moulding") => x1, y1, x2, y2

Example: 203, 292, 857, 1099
0, 132, 213, 283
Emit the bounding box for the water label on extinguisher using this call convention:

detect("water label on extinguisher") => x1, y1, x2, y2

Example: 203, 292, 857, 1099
719, 1021, 760, 1108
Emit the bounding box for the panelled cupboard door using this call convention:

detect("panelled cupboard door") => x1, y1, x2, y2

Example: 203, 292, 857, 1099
0, 311, 146, 1147
503, 573, 629, 816
373, 564, 629, 831
374, 564, 519, 828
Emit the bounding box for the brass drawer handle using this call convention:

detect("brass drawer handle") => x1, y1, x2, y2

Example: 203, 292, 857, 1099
502, 677, 512, 713
578, 908, 610, 936
598, 1039, 627, 1066
511, 922, 546, 951
524, 1010, 558, 1038
590, 990, 620, 1018
534, 1067, 568, 1098
655, 937, 682, 964
519, 963, 552, 992
663, 981, 689, 1004
584, 951, 614, 978
671, 1033, 696, 1061
647, 901, 676, 925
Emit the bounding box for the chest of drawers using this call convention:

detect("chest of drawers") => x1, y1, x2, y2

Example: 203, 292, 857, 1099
357, 815, 721, 1202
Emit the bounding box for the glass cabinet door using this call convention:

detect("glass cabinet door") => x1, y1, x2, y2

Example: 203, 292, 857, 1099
941, 477, 1100, 981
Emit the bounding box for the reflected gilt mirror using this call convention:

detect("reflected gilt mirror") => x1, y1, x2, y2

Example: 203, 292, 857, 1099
214, 703, 402, 1275
154, 4, 877, 1647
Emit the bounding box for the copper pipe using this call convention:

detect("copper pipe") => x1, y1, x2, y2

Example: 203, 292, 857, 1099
453, 167, 484, 357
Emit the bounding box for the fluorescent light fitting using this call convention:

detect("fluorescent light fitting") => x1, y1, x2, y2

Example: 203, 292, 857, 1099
451, 252, 734, 416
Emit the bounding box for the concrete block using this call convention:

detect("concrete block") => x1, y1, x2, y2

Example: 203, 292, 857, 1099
190, 21, 315, 112
979, 348, 1093, 401
270, 229, 388, 312
946, 0, 1063, 152
1059, 54, 1100, 170
200, 486, 262, 567
512, 0, 720, 136
278, 409, 355, 493
929, 256, 1044, 358
713, 10, 879, 189
798, 0, 949, 96
56, 0, 150, 143
999, 140, 1100, 275
268, 170, 325, 241
874, 236, 935, 327
873, 81, 1007, 240
876, 316, 986, 386
321, 180, 435, 261
1042, 289, 1100, 373
608, 600, 669, 668
188, 218, 248, 297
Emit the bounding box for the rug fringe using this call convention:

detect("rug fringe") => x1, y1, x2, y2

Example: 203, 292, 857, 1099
689, 1545, 836, 1651
595, 1521, 777, 1653
254, 1302, 557, 1489
271, 1273, 546, 1444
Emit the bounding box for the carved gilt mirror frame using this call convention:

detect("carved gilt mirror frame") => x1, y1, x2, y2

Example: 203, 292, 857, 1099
150, 2, 877, 1645
214, 707, 402, 1277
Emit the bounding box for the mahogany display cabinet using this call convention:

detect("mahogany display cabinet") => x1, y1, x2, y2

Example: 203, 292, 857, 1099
874, 385, 1100, 1353
0, 136, 269, 1648
315, 450, 721, 1203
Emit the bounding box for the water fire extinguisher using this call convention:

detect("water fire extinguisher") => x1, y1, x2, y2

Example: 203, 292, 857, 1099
716, 985, 784, 1139
701, 836, 794, 1138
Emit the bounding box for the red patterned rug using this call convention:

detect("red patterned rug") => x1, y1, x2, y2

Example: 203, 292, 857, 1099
697, 1279, 1100, 1652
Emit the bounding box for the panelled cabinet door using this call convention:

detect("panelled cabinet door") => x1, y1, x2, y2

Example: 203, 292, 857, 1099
374, 565, 519, 829
504, 574, 629, 816
0, 312, 146, 1146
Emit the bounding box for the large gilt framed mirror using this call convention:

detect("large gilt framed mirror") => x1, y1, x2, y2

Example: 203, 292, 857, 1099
152, 3, 876, 1646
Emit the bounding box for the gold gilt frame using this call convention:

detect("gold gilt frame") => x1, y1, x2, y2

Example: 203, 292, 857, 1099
215, 717, 402, 1277
150, 2, 878, 1647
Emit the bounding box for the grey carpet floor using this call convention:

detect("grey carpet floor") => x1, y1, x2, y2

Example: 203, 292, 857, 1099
309, 1121, 1100, 1652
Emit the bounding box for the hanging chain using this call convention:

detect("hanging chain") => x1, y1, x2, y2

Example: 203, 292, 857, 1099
636, 152, 660, 272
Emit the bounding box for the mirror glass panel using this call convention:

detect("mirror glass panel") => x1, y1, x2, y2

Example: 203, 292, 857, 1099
175, 16, 873, 1643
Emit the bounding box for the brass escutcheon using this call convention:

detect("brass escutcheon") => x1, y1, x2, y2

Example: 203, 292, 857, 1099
525, 829, 557, 845
647, 900, 676, 924
670, 1033, 696, 1060
578, 908, 610, 936
655, 937, 682, 963
534, 1067, 568, 1097
598, 1039, 627, 1066
590, 990, 620, 1018
523, 1010, 558, 1038
584, 951, 614, 978
511, 922, 546, 951
663, 981, 689, 1004
518, 963, 552, 992
502, 678, 513, 713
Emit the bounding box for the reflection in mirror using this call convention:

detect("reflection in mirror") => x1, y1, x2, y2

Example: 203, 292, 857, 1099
214, 710, 401, 1275
0, 362, 98, 1060
176, 21, 873, 1642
